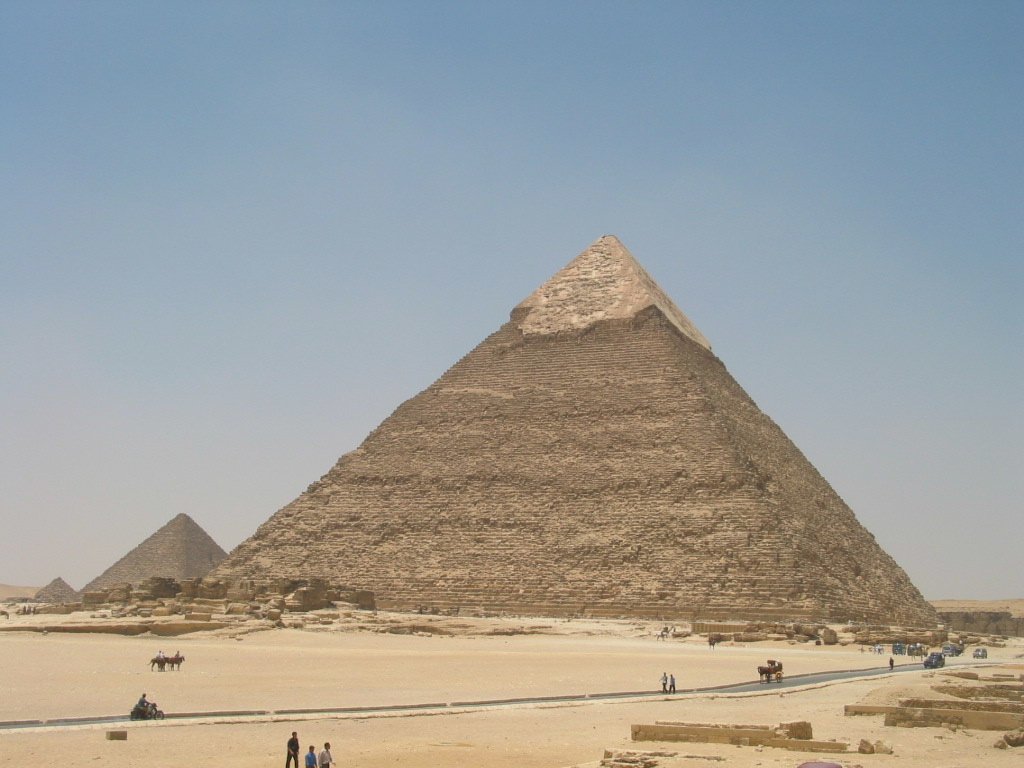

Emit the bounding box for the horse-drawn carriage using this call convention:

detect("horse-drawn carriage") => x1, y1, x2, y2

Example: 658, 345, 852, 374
757, 659, 783, 683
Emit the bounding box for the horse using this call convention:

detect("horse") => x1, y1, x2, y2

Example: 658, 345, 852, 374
151, 653, 185, 671
757, 660, 783, 683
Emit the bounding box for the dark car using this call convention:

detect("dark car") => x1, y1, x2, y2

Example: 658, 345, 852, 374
923, 652, 946, 669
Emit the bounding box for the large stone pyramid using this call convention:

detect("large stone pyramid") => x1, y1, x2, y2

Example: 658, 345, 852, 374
84, 513, 227, 592
215, 236, 936, 625
35, 577, 80, 604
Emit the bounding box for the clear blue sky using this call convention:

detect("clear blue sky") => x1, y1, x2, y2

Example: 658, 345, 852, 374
2, 2, 1021, 600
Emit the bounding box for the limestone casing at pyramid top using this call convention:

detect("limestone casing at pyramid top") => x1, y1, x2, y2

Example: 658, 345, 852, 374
512, 235, 712, 351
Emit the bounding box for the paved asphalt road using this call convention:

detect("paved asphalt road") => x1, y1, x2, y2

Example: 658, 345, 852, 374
2, 658, 981, 731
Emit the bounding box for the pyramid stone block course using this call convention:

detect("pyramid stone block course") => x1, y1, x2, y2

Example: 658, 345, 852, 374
214, 236, 937, 625
84, 513, 227, 592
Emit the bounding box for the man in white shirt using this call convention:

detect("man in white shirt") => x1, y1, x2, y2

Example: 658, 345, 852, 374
318, 742, 333, 768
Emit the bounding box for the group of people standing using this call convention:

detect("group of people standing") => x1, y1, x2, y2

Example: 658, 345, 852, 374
286, 732, 333, 768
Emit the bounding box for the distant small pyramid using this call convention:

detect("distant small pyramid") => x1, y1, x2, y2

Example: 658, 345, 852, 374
35, 577, 80, 603
83, 513, 227, 592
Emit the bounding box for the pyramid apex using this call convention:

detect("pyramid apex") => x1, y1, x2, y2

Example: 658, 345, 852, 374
513, 236, 711, 350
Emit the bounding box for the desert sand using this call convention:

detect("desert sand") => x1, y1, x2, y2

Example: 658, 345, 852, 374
1, 610, 1021, 767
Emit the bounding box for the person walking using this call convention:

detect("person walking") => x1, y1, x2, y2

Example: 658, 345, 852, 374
286, 732, 300, 768
668, 673, 676, 693
660, 672, 668, 692
318, 742, 334, 768
889, 657, 895, 672
304, 745, 317, 768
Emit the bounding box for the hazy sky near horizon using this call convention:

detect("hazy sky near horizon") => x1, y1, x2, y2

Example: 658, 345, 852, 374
2, 2, 1021, 601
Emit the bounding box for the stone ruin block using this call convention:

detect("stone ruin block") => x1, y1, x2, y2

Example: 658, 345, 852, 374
632, 721, 845, 753
732, 632, 768, 642
197, 580, 227, 599
226, 580, 257, 601
884, 706, 1024, 731
858, 739, 893, 754
178, 579, 199, 599
335, 589, 376, 610
38, 604, 76, 614
601, 750, 676, 768
139, 577, 180, 599
106, 585, 131, 603
778, 721, 813, 740
286, 585, 328, 612
82, 591, 109, 606
1001, 729, 1024, 747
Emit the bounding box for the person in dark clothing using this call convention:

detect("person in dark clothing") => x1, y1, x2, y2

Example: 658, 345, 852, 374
286, 732, 300, 768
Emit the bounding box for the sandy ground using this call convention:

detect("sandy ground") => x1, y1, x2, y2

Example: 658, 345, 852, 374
0, 612, 1021, 768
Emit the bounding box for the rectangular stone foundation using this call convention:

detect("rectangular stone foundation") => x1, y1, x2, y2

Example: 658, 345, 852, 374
884, 707, 1024, 730
631, 723, 846, 753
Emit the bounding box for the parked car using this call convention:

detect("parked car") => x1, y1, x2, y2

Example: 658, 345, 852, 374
941, 642, 962, 657
924, 652, 946, 669
973, 647, 988, 659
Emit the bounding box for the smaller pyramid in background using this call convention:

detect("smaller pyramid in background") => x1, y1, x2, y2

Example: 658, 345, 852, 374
35, 577, 80, 603
83, 513, 227, 592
